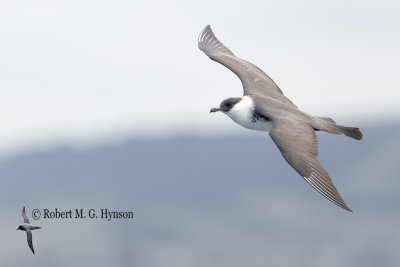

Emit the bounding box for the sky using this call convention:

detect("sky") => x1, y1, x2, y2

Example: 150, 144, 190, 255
0, 0, 399, 155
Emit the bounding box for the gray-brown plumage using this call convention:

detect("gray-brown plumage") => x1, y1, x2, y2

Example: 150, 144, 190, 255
199, 25, 362, 211
17, 206, 41, 254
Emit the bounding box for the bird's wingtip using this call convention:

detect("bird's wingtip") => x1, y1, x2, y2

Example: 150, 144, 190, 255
343, 205, 353, 212
203, 24, 211, 31
198, 25, 234, 56
198, 25, 212, 45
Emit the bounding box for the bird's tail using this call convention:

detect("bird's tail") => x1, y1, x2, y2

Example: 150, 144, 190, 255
335, 125, 363, 140
312, 116, 363, 140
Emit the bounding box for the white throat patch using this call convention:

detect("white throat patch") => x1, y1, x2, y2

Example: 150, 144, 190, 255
227, 95, 254, 118
224, 96, 272, 132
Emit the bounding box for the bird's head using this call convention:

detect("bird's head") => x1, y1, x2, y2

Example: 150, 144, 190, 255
16, 225, 23, 231
210, 97, 242, 114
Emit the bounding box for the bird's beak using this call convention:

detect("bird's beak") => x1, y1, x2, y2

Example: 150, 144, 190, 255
210, 107, 220, 113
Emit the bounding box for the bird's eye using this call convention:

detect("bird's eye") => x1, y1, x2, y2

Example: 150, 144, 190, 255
226, 102, 232, 107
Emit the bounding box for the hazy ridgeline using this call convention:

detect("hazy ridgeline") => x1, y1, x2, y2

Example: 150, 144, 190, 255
1, 124, 399, 267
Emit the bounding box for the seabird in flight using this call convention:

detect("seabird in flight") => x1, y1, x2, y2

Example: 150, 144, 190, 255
198, 25, 362, 211
17, 207, 42, 254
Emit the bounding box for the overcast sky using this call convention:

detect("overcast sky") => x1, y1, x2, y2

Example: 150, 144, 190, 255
0, 0, 399, 155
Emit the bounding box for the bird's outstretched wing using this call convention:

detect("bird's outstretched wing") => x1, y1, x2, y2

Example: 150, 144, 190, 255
198, 25, 294, 106
269, 118, 352, 211
21, 206, 30, 224
26, 230, 35, 254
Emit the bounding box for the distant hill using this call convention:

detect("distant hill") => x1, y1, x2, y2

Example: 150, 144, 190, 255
2, 124, 400, 267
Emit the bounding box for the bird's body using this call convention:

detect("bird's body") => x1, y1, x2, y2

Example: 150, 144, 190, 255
199, 25, 362, 211
17, 207, 41, 254
18, 223, 41, 231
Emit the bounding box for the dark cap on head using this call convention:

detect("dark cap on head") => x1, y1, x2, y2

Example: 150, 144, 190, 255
210, 97, 241, 113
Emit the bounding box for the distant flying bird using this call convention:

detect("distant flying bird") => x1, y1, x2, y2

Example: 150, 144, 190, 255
17, 207, 41, 254
198, 25, 362, 211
